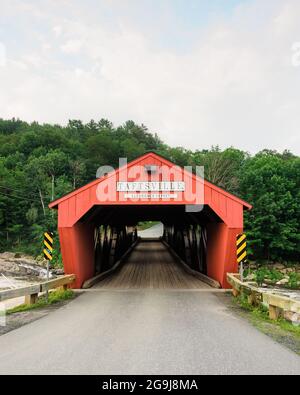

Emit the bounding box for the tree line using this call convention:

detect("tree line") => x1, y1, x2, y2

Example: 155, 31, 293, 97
0, 118, 299, 264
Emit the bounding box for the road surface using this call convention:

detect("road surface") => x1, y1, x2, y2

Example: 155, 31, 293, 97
0, 240, 299, 375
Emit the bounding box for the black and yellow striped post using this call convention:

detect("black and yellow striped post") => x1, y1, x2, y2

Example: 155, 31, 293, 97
44, 232, 54, 261
43, 231, 54, 303
237, 233, 247, 281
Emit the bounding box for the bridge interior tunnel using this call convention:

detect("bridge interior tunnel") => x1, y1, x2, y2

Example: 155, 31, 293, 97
70, 204, 232, 289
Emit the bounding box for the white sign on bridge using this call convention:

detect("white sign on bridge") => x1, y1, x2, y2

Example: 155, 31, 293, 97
116, 181, 185, 192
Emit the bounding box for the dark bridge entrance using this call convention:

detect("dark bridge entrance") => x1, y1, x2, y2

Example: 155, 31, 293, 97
49, 152, 251, 288
85, 204, 219, 281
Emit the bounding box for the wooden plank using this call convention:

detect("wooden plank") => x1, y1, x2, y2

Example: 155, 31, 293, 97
227, 272, 300, 323
227, 273, 253, 294
40, 275, 76, 292
263, 293, 300, 314
94, 241, 211, 290
269, 305, 281, 320
0, 275, 76, 302
82, 239, 139, 288
0, 284, 41, 302
25, 293, 38, 305
161, 240, 220, 288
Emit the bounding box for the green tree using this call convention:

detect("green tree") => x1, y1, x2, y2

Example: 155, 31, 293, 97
240, 151, 300, 262
192, 147, 248, 194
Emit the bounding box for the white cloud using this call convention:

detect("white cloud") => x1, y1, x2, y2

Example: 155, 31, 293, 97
292, 42, 300, 67
0, 43, 7, 67
60, 39, 83, 54
0, 0, 300, 154
53, 25, 63, 38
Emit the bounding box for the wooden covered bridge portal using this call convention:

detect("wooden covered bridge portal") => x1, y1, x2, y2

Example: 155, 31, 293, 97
49, 152, 251, 289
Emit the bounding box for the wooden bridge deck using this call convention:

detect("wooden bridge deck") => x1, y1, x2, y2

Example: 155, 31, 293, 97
94, 241, 210, 289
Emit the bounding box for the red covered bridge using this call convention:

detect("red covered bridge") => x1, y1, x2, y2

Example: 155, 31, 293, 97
49, 152, 251, 288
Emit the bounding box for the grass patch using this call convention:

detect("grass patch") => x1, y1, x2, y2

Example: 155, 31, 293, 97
137, 221, 160, 231
233, 294, 300, 338
7, 289, 74, 315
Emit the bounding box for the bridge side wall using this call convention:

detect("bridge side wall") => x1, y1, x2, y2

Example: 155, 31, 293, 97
206, 223, 242, 288
59, 222, 95, 288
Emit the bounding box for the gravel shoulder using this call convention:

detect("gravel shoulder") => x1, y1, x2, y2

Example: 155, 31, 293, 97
0, 294, 79, 336
216, 292, 300, 356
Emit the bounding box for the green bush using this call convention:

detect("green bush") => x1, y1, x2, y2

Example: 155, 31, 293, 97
254, 267, 284, 286
288, 272, 300, 289
255, 268, 269, 286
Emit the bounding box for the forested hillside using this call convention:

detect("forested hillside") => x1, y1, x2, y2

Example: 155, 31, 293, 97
0, 118, 299, 264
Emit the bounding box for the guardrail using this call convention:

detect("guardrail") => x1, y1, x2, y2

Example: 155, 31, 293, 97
0, 274, 76, 305
227, 273, 300, 322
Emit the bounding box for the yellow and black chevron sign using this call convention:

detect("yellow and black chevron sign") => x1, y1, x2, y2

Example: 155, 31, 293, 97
44, 232, 54, 261
237, 233, 247, 264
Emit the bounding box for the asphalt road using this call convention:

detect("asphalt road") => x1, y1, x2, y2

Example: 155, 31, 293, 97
0, 289, 299, 375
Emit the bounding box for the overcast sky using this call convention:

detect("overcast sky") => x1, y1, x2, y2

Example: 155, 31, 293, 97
0, 0, 300, 154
